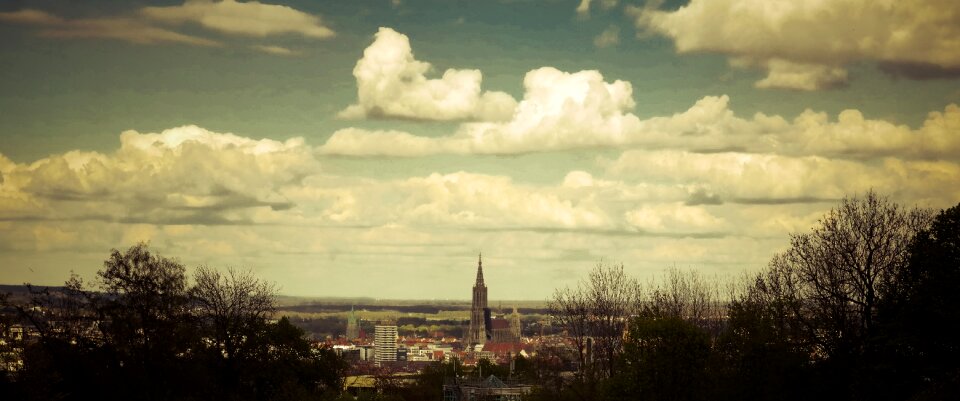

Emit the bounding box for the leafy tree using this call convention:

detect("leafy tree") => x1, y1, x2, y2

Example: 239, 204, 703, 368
95, 243, 199, 400
10, 244, 199, 401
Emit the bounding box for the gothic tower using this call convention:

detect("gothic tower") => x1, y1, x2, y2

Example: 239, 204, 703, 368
346, 304, 359, 339
467, 253, 488, 346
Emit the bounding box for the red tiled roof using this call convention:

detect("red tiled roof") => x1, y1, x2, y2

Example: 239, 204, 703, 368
481, 342, 524, 354
490, 318, 510, 330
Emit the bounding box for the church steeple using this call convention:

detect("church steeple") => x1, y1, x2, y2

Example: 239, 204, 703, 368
475, 252, 485, 287
468, 253, 489, 345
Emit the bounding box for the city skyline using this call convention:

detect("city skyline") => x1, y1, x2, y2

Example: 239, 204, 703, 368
1, 0, 959, 300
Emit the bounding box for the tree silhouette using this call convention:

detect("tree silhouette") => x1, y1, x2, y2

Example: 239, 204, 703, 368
2, 243, 345, 401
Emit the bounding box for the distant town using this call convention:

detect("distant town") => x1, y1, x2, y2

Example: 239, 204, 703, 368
2, 194, 959, 401
322, 255, 540, 397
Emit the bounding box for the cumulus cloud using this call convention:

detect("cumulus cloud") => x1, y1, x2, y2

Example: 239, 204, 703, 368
0, 125, 317, 225
329, 30, 960, 157
324, 77, 960, 159
141, 0, 334, 39
337, 27, 518, 121
453, 67, 638, 149
628, 0, 960, 89
0, 9, 220, 47
325, 66, 640, 154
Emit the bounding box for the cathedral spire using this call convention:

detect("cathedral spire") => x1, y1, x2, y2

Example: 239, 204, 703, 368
475, 252, 485, 287
468, 253, 489, 345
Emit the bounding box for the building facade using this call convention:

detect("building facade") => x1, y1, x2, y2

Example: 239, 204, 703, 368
374, 324, 398, 366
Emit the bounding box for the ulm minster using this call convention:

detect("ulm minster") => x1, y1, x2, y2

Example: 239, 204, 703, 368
1, 0, 960, 400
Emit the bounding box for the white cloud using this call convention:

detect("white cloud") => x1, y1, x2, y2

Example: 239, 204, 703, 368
629, 0, 960, 89
325, 75, 960, 159
4, 123, 958, 298
577, 0, 620, 17
0, 9, 221, 47
593, 25, 620, 48
1, 125, 317, 225
604, 150, 960, 206
0, 9, 63, 25
0, 127, 620, 233
338, 27, 517, 122
739, 58, 849, 91
141, 0, 334, 39
0, 2, 332, 50
325, 66, 640, 155
251, 44, 299, 56
455, 67, 638, 150
625, 203, 725, 234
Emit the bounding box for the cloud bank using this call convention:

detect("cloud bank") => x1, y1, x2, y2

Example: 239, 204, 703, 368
141, 0, 334, 39
0, 1, 333, 52
628, 0, 960, 90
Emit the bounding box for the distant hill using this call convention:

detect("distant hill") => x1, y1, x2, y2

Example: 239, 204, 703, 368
0, 284, 64, 301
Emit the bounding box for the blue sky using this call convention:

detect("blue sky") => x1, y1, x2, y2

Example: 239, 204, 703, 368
1, 0, 958, 299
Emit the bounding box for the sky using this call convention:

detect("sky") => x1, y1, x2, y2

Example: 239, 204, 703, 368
1, 0, 959, 300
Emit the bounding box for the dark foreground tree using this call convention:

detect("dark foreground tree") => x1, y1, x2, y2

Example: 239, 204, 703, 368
767, 191, 930, 359
876, 202, 960, 400
549, 262, 638, 401
711, 273, 813, 401
605, 316, 710, 401
743, 192, 944, 400
1, 243, 345, 401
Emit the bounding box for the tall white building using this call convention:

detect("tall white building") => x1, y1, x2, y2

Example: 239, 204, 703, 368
374, 324, 398, 366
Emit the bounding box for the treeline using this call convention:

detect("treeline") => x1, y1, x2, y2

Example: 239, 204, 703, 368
0, 244, 347, 401
542, 192, 960, 401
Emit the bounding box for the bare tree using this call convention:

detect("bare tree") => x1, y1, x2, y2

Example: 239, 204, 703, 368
585, 262, 638, 379
549, 261, 638, 387
548, 286, 590, 380
192, 266, 277, 360
768, 190, 931, 358
643, 268, 725, 335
